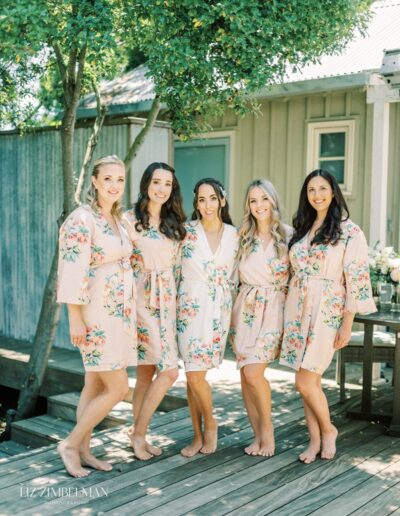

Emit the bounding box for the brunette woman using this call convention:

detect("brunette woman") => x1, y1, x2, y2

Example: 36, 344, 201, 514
124, 162, 186, 460
177, 178, 238, 457
230, 179, 291, 457
280, 169, 376, 463
57, 155, 136, 477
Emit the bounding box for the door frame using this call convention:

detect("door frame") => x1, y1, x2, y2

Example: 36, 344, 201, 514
174, 130, 236, 202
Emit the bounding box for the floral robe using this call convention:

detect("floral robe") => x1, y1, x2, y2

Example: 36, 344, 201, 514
123, 210, 180, 372
177, 221, 239, 371
230, 235, 290, 368
57, 205, 137, 371
279, 219, 376, 374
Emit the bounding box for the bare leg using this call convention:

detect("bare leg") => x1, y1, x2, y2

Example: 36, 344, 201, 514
76, 373, 112, 471
132, 368, 179, 460
295, 369, 337, 462
242, 364, 274, 457
240, 368, 261, 455
186, 371, 218, 455
298, 401, 321, 463
181, 382, 203, 457
128, 365, 161, 456
58, 369, 129, 477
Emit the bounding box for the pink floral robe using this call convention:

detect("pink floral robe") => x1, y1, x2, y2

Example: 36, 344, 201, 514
177, 221, 239, 371
230, 236, 290, 368
123, 210, 180, 372
279, 219, 376, 374
57, 205, 137, 371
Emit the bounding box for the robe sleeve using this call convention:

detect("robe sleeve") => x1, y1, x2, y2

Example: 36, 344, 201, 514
57, 208, 93, 305
173, 240, 183, 289
343, 228, 377, 314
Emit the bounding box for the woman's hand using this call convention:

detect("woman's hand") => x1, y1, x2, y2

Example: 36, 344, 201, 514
334, 312, 355, 350
67, 305, 87, 347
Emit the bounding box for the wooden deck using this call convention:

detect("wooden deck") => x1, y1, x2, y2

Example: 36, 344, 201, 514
0, 356, 399, 515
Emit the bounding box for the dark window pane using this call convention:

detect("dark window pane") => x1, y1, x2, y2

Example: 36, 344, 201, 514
320, 132, 345, 157
319, 160, 345, 183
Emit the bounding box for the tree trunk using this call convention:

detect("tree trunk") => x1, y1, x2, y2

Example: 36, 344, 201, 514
124, 96, 161, 169
16, 244, 61, 418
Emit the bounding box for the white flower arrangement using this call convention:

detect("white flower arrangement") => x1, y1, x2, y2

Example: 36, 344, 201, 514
369, 244, 400, 293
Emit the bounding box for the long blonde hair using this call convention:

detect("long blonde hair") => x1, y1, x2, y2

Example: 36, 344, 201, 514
238, 179, 287, 260
86, 155, 125, 219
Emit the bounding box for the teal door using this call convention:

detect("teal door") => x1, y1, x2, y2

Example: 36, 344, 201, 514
174, 137, 229, 217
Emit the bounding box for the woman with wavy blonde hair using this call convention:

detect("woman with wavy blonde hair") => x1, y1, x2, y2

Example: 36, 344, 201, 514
230, 179, 291, 457
57, 155, 137, 477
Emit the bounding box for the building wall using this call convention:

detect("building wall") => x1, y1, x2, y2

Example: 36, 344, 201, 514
0, 121, 170, 349
209, 89, 396, 247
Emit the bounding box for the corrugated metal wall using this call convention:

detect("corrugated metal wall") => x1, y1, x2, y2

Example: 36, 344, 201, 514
0, 121, 170, 349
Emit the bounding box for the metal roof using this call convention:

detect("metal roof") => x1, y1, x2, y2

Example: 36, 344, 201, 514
77, 0, 400, 117
284, 0, 400, 84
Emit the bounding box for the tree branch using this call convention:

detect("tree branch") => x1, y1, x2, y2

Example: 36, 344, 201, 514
52, 42, 67, 87
124, 96, 161, 169
75, 79, 107, 204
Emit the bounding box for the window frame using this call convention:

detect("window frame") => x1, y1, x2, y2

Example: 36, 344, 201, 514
307, 119, 356, 196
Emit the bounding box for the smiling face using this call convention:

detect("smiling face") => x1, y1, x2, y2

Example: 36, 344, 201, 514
147, 168, 173, 207
92, 163, 125, 208
307, 175, 334, 217
248, 186, 272, 224
196, 183, 225, 223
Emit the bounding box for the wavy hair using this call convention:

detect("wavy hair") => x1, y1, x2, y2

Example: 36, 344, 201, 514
191, 178, 233, 225
86, 155, 125, 219
238, 179, 287, 260
134, 162, 186, 241
289, 169, 349, 249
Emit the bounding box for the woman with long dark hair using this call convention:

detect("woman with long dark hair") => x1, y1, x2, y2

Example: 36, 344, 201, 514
57, 155, 137, 477
230, 179, 291, 457
280, 169, 376, 463
177, 178, 238, 457
124, 162, 186, 460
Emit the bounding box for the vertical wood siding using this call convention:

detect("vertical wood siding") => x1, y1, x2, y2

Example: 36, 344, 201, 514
0, 123, 169, 349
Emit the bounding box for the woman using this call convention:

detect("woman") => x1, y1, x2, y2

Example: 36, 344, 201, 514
57, 155, 137, 478
177, 178, 238, 457
230, 179, 290, 457
279, 169, 376, 463
124, 162, 186, 460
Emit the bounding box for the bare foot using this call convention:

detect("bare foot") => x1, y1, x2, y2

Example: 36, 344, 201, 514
181, 438, 203, 458
258, 429, 275, 457
127, 427, 161, 457
131, 435, 153, 460
244, 439, 260, 456
299, 441, 321, 464
146, 443, 162, 456
321, 425, 338, 460
80, 453, 113, 472
200, 421, 218, 455
57, 441, 90, 478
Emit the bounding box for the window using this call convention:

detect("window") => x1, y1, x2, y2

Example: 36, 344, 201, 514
307, 120, 355, 195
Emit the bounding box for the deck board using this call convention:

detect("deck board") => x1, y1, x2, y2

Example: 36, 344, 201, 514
0, 339, 398, 515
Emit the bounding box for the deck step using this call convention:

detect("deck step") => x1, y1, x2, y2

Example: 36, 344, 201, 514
11, 414, 76, 448
0, 440, 31, 462
47, 392, 133, 428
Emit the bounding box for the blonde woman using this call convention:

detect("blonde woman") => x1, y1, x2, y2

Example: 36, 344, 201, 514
57, 155, 137, 477
230, 179, 291, 457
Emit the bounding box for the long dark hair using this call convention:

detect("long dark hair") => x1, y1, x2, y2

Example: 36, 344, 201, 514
289, 169, 349, 249
191, 178, 233, 225
134, 162, 186, 241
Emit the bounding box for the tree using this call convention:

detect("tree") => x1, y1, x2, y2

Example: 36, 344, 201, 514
132, 0, 371, 137
0, 0, 371, 418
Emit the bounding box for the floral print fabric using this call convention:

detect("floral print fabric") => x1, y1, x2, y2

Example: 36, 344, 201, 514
57, 205, 137, 371
123, 210, 180, 372
177, 221, 239, 371
279, 219, 376, 374
230, 234, 290, 368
